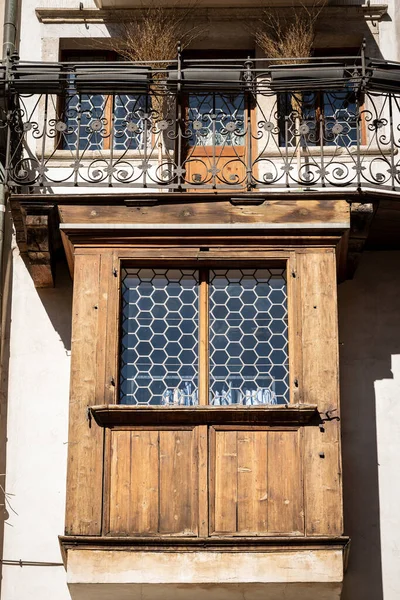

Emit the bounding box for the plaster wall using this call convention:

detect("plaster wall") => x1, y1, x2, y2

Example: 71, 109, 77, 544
0, 248, 399, 600
0, 241, 72, 600
378, 0, 400, 62
2, 1, 400, 599
339, 251, 400, 600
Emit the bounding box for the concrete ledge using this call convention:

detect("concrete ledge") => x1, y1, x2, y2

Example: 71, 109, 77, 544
67, 548, 344, 600
68, 582, 343, 600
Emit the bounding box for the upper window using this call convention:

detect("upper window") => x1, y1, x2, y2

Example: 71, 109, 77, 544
59, 50, 147, 152
119, 266, 288, 407
278, 89, 358, 148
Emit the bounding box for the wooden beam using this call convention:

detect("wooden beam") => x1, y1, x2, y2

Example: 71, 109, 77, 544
10, 201, 63, 288
89, 404, 319, 428
346, 201, 377, 279
60, 230, 75, 280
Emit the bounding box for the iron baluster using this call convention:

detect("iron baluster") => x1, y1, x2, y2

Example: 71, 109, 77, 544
244, 58, 254, 191
319, 105, 325, 187
176, 44, 183, 190
389, 93, 396, 191
39, 92, 49, 187
108, 94, 115, 187
212, 92, 216, 189
355, 92, 362, 189
285, 115, 290, 187
73, 94, 81, 187
246, 90, 252, 191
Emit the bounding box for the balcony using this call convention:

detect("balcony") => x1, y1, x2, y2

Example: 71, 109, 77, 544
2, 53, 400, 195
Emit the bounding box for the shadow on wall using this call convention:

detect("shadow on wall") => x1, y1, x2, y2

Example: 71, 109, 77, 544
37, 259, 73, 353
339, 251, 400, 600
0, 208, 14, 600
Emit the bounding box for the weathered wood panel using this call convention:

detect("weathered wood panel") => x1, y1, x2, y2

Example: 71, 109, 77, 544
58, 199, 349, 227
109, 428, 199, 536
212, 428, 304, 535
268, 430, 303, 534
185, 149, 246, 193
159, 429, 198, 535
213, 429, 238, 533
237, 430, 268, 533
109, 430, 159, 535
299, 250, 343, 536
65, 253, 104, 535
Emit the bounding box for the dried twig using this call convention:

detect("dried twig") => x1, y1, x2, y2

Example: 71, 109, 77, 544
104, 1, 204, 67
99, 2, 204, 118
254, 1, 327, 64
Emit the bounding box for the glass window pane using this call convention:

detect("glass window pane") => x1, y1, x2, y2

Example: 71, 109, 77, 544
209, 268, 289, 406
120, 268, 199, 406
188, 93, 245, 147
323, 90, 357, 147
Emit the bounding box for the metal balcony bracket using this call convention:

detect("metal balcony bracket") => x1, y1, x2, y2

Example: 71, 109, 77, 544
124, 198, 159, 207
230, 196, 266, 206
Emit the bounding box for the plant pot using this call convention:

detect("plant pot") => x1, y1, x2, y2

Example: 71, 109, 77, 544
368, 60, 400, 92
269, 62, 346, 91
168, 67, 244, 91
74, 63, 150, 95
11, 63, 65, 95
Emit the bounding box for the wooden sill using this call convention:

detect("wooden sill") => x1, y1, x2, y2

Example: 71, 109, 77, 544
59, 534, 350, 563
89, 404, 319, 427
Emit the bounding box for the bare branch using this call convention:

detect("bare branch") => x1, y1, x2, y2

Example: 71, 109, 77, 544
254, 1, 327, 63
102, 1, 205, 67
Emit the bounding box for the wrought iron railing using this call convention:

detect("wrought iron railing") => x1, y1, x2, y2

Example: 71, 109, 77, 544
2, 53, 400, 192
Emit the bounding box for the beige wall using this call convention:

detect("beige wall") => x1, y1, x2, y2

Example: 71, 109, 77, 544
339, 251, 400, 600
0, 246, 71, 600
1, 0, 400, 597
2, 248, 400, 600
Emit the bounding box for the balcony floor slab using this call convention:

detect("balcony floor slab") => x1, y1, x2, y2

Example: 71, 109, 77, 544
67, 548, 344, 600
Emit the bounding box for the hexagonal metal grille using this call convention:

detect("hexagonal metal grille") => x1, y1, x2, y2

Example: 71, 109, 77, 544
209, 268, 288, 405
62, 92, 148, 152
188, 93, 245, 147
120, 268, 199, 405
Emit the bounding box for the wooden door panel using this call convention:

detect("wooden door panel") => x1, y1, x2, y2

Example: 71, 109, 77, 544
213, 430, 238, 533
184, 149, 246, 189
237, 430, 269, 533
109, 428, 199, 536
109, 429, 159, 535
211, 428, 304, 536
267, 430, 303, 534
159, 429, 198, 535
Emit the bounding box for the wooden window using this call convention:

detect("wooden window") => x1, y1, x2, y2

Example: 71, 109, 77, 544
58, 50, 148, 152
277, 46, 365, 149
278, 89, 360, 148
119, 266, 288, 406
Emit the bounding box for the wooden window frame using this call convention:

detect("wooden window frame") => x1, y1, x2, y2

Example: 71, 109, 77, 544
119, 262, 292, 408
57, 50, 117, 151
100, 249, 303, 414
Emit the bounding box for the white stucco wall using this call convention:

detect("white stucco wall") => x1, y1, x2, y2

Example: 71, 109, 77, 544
1, 0, 400, 599
1, 249, 399, 600
339, 251, 400, 600
0, 239, 71, 600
